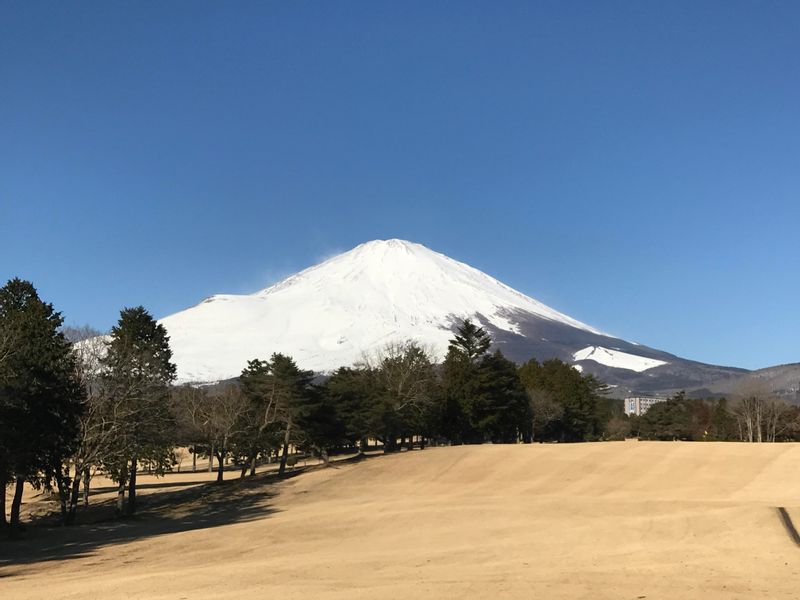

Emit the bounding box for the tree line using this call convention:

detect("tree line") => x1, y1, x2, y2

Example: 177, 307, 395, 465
1, 278, 625, 535
627, 390, 800, 442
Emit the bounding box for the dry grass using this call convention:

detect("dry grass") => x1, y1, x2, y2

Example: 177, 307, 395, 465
3, 442, 800, 599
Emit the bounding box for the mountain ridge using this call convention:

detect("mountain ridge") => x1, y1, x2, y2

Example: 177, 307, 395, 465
156, 238, 792, 399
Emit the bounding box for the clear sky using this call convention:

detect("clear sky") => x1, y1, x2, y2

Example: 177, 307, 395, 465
1, 1, 798, 370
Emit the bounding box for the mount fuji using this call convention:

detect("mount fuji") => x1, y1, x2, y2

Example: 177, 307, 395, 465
159, 239, 748, 396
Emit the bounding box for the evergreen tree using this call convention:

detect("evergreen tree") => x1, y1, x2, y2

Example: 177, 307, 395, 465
238, 359, 281, 476
269, 353, 316, 474
440, 351, 475, 443
101, 306, 176, 516
440, 321, 532, 444
240, 354, 316, 475
448, 319, 491, 363
238, 358, 283, 473
440, 320, 492, 443
293, 389, 346, 463
324, 366, 378, 453
474, 351, 531, 443
0, 278, 84, 531
639, 391, 693, 440
519, 358, 609, 442
709, 397, 735, 440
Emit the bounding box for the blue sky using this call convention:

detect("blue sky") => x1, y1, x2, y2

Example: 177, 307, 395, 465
1, 1, 798, 370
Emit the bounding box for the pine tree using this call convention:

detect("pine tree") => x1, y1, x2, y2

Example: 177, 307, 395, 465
324, 367, 377, 453
294, 389, 345, 464
639, 391, 692, 440
269, 353, 316, 474
0, 278, 84, 532
709, 397, 734, 440
448, 319, 491, 364
238, 358, 281, 473
441, 320, 493, 443
474, 351, 532, 443
101, 306, 176, 516
519, 358, 609, 442
239, 354, 316, 475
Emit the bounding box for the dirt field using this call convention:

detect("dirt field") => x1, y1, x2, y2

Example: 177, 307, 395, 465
3, 441, 800, 599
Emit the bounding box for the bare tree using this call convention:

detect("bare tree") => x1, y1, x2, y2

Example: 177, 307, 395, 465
172, 385, 248, 482
362, 341, 437, 451
732, 381, 784, 443
763, 397, 788, 442
527, 388, 564, 441
65, 331, 113, 514
238, 359, 286, 477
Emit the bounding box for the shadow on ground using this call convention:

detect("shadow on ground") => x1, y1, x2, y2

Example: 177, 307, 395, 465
0, 469, 300, 573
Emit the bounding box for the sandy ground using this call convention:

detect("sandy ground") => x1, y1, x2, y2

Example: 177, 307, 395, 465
3, 441, 800, 599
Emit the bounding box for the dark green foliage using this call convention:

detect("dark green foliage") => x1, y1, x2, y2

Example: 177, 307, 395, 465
102, 306, 176, 515
294, 390, 346, 462
639, 392, 692, 440
238, 353, 326, 472
440, 320, 491, 443
637, 393, 800, 442
0, 278, 84, 529
324, 367, 378, 450
519, 358, 610, 442
447, 319, 491, 363
708, 398, 736, 440
440, 321, 531, 444
320, 342, 440, 452
473, 351, 532, 443
637, 392, 737, 441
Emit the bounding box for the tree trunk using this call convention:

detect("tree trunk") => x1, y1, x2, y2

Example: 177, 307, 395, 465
10, 475, 25, 530
127, 457, 137, 516
756, 402, 763, 443
116, 479, 126, 516
83, 468, 90, 508
278, 418, 293, 476
55, 466, 70, 526
215, 451, 225, 483
67, 470, 82, 525
0, 478, 6, 529
192, 448, 197, 472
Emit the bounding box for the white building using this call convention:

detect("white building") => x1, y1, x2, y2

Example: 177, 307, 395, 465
624, 396, 667, 416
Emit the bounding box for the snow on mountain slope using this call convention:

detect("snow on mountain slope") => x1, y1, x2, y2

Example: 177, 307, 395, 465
573, 346, 668, 372
160, 239, 606, 382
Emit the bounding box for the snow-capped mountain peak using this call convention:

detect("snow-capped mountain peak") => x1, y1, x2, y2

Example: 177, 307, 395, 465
160, 239, 604, 382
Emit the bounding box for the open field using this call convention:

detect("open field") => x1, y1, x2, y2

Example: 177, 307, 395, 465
3, 442, 800, 599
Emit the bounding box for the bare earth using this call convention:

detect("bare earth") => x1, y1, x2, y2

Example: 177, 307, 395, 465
3, 442, 800, 599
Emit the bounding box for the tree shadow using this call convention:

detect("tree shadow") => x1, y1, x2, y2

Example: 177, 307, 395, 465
0, 469, 306, 574
88, 479, 212, 496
